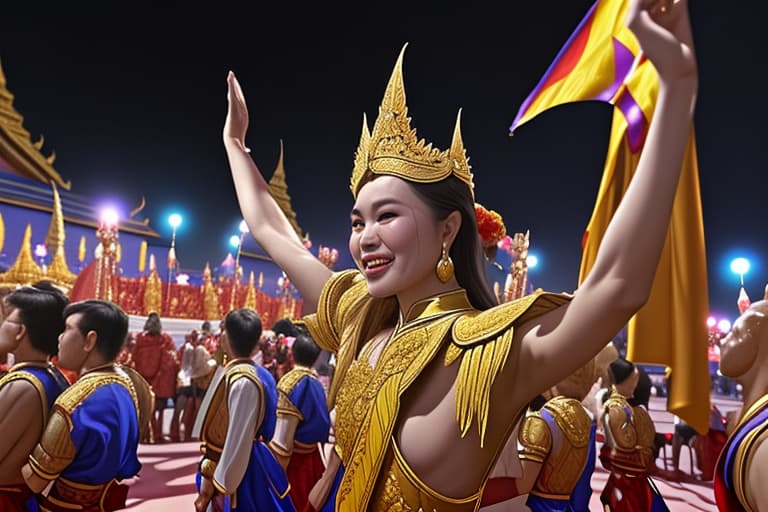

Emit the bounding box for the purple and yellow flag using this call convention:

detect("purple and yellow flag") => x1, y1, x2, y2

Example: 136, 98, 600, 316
512, 0, 710, 433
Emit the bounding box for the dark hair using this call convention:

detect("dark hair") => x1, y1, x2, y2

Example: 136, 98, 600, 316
201, 320, 211, 332
608, 357, 636, 385
224, 308, 262, 358
5, 281, 69, 356
63, 300, 129, 361
272, 317, 298, 338
292, 332, 322, 367
144, 312, 162, 335
408, 176, 497, 310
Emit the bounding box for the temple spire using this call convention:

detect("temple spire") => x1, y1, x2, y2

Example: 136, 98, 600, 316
267, 140, 304, 238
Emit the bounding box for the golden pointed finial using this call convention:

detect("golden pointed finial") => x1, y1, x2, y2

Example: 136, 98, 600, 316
202, 262, 220, 320
267, 140, 303, 237
78, 236, 87, 263
130, 197, 146, 218
46, 182, 66, 251
0, 224, 44, 286
244, 271, 257, 310
0, 212, 4, 255
350, 43, 475, 199
46, 150, 56, 165
33, 135, 45, 150
138, 240, 147, 272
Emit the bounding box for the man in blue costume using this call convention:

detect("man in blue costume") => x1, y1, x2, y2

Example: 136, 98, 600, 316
270, 328, 331, 510
22, 300, 141, 512
0, 282, 70, 511
194, 308, 294, 512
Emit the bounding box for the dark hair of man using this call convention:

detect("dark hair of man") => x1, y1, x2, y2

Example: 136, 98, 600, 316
272, 317, 298, 338
5, 281, 69, 356
224, 308, 262, 358
63, 300, 129, 361
201, 320, 211, 332
408, 177, 498, 310
292, 332, 322, 367
144, 312, 162, 335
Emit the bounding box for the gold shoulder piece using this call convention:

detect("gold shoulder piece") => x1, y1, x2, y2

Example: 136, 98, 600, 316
603, 390, 636, 450
276, 367, 314, 420
303, 269, 364, 353
56, 371, 138, 418
117, 365, 155, 442
445, 292, 571, 447
543, 397, 591, 448
518, 412, 552, 463
276, 367, 315, 395
451, 291, 571, 347
631, 405, 656, 449
0, 371, 47, 422
27, 407, 76, 481
226, 365, 266, 435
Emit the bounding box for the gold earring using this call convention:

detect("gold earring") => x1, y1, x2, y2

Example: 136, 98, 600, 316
436, 243, 454, 283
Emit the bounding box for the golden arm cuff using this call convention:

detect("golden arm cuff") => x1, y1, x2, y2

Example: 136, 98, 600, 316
518, 413, 552, 463
199, 458, 217, 480
28, 408, 76, 481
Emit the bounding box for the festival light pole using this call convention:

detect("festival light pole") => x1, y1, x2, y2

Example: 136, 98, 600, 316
96, 208, 119, 301
166, 213, 183, 312
229, 220, 249, 311
730, 257, 751, 313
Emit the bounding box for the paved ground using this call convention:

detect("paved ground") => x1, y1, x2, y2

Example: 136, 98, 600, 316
123, 395, 741, 511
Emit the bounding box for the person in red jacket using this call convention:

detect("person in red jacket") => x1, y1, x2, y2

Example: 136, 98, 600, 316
132, 312, 179, 442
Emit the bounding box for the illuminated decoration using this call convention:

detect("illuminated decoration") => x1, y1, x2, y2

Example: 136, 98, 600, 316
717, 319, 732, 334
166, 213, 183, 312
317, 245, 339, 269
94, 209, 120, 301
730, 257, 752, 313
176, 273, 190, 285
502, 231, 531, 302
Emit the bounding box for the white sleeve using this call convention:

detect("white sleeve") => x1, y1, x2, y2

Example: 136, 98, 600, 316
212, 378, 261, 494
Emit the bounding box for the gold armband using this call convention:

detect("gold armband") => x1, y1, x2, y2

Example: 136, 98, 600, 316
518, 413, 552, 463
199, 458, 217, 480
27, 408, 75, 481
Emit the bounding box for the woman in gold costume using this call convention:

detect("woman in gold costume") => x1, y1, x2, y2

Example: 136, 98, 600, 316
223, 1, 697, 509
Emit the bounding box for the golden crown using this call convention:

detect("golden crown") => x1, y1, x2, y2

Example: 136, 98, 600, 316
350, 44, 475, 199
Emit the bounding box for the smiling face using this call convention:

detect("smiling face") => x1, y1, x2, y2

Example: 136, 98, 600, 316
719, 301, 768, 378
349, 176, 453, 308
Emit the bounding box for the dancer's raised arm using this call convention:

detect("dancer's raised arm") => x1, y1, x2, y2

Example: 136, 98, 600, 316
516, 0, 698, 395
224, 72, 331, 313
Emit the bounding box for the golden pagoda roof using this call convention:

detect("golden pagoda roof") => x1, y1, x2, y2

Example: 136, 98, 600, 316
0, 224, 45, 286
267, 141, 303, 238
0, 58, 71, 190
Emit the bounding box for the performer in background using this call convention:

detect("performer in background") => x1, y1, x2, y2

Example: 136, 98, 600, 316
481, 349, 611, 511
194, 308, 294, 512
0, 282, 70, 512
222, 0, 697, 508
599, 358, 667, 511
133, 312, 179, 443
715, 284, 768, 511
270, 329, 331, 511
22, 300, 141, 512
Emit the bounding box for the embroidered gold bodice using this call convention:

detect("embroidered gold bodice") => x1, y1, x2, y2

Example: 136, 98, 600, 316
370, 440, 483, 512
518, 396, 592, 498
303, 270, 571, 510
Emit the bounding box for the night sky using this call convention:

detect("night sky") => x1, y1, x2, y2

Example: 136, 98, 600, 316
1, 3, 764, 320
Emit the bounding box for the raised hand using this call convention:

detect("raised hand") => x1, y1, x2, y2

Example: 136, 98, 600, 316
626, 0, 696, 83
224, 71, 250, 152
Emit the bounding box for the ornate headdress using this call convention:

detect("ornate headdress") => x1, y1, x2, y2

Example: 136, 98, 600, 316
350, 44, 475, 199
